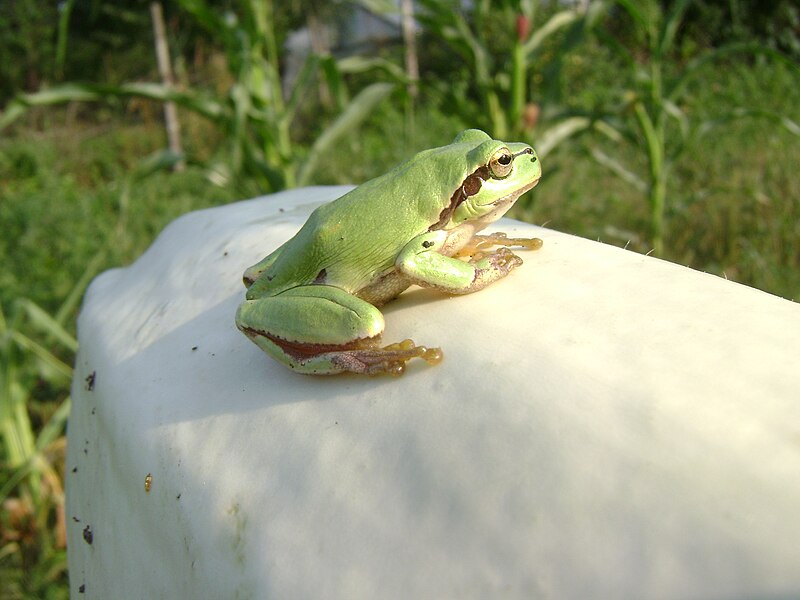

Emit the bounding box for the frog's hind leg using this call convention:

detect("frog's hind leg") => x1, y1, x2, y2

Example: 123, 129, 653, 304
242, 245, 284, 286
236, 285, 441, 375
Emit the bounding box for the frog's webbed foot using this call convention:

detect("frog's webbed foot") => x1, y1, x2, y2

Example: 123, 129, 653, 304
328, 339, 443, 376
453, 233, 543, 289
456, 231, 543, 259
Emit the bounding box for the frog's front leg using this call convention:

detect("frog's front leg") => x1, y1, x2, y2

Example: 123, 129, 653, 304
396, 230, 536, 295
236, 285, 442, 375
454, 231, 543, 258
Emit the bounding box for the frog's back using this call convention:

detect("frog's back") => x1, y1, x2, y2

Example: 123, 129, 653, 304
259, 182, 427, 294
262, 161, 454, 295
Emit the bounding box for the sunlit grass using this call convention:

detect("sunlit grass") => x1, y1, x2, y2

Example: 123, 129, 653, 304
514, 59, 800, 300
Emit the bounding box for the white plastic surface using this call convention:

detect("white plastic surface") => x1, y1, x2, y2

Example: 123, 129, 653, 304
66, 186, 800, 599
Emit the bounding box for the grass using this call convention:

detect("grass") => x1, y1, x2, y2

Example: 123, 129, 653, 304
0, 117, 238, 313
0, 55, 798, 597
512, 57, 800, 300
0, 113, 238, 598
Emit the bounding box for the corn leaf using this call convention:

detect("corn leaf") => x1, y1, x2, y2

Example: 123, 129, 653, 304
523, 10, 582, 58
533, 116, 592, 158
337, 56, 409, 83
298, 83, 395, 186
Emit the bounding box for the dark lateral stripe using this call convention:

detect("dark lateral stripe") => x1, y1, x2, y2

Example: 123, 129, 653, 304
429, 166, 490, 231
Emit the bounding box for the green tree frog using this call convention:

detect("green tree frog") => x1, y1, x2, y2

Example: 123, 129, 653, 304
236, 129, 542, 376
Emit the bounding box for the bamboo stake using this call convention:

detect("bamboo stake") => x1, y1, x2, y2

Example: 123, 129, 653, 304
150, 2, 185, 171
401, 0, 419, 99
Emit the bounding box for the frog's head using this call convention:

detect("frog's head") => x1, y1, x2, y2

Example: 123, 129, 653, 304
441, 129, 542, 228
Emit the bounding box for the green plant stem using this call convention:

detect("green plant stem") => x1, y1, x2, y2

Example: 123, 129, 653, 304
650, 170, 667, 257
634, 101, 666, 254
510, 39, 526, 135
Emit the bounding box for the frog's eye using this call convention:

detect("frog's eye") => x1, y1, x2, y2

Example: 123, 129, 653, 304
489, 147, 514, 178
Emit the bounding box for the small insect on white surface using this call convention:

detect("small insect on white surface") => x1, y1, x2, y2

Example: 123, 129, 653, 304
144, 473, 153, 493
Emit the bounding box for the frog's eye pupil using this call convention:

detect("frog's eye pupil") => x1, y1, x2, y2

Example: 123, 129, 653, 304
499, 154, 511, 165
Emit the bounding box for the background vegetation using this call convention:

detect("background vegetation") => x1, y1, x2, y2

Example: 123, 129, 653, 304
1, 0, 799, 595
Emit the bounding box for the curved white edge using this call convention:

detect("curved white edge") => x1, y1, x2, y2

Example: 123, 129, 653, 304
66, 186, 800, 599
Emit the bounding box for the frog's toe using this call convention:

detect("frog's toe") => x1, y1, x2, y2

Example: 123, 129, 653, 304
458, 232, 543, 256
472, 247, 523, 272
331, 339, 443, 376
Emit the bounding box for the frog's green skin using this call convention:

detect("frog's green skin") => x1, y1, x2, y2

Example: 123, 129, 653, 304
236, 129, 542, 375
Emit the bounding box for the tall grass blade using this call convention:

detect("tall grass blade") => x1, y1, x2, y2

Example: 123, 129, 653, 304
0, 100, 28, 130
298, 83, 395, 186
663, 99, 689, 139
19, 84, 104, 105
36, 399, 72, 454
179, 0, 238, 52
55, 251, 106, 327
614, 0, 650, 32
9, 333, 73, 381
16, 301, 77, 353
287, 55, 323, 120
6, 82, 227, 124
534, 116, 592, 157
0, 396, 71, 503
523, 10, 581, 57
659, 0, 691, 56
591, 148, 648, 192
337, 56, 409, 82
699, 108, 800, 137
55, 0, 77, 77
1, 381, 37, 470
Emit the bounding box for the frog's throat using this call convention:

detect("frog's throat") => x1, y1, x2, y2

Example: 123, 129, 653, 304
463, 176, 541, 227
488, 176, 541, 208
